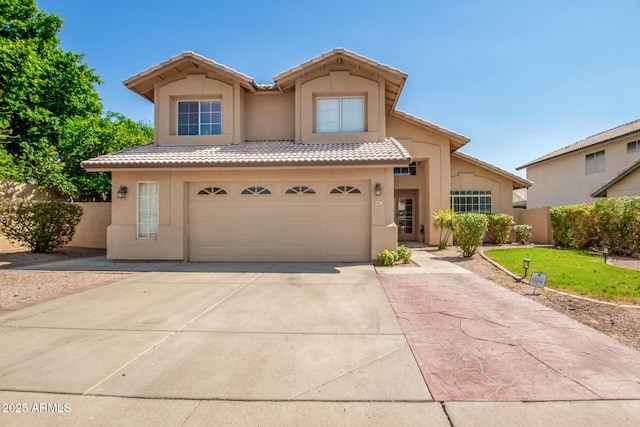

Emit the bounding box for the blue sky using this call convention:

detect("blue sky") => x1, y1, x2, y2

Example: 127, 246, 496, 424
37, 0, 640, 177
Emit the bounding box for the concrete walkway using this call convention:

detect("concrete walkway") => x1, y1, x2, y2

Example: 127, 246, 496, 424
0, 255, 639, 425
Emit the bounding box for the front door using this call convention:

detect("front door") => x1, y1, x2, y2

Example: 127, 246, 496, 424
396, 196, 415, 241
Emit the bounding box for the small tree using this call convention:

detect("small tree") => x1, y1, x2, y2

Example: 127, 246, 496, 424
453, 213, 489, 257
433, 208, 456, 249
0, 200, 83, 252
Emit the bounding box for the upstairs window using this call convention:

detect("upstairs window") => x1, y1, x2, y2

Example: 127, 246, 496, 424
178, 100, 221, 136
628, 140, 640, 154
586, 150, 605, 174
317, 97, 364, 133
394, 162, 417, 176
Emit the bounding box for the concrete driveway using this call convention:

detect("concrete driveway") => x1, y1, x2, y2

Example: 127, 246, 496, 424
1, 256, 640, 426
0, 260, 445, 425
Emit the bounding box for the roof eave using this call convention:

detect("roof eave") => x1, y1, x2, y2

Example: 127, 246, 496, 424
452, 151, 532, 189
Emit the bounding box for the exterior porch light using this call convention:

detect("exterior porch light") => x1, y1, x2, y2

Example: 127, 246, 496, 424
603, 246, 609, 264
116, 185, 128, 199
375, 183, 382, 196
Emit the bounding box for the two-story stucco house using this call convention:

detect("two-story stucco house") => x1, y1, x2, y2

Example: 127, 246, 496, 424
517, 119, 640, 209
82, 48, 529, 262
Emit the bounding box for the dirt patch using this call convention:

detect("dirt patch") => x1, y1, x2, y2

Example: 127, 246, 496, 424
423, 245, 640, 351
0, 247, 130, 310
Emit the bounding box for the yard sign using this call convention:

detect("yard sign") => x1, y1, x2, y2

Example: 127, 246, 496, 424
528, 272, 547, 289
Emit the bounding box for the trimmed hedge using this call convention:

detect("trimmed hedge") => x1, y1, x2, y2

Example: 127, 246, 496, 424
454, 213, 489, 257
486, 214, 513, 244
550, 196, 640, 256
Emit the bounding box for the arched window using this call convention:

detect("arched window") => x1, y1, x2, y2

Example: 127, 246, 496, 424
330, 185, 361, 194
285, 186, 316, 195
241, 186, 271, 195
197, 186, 227, 196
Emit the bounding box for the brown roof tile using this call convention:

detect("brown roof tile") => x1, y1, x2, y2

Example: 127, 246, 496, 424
81, 139, 412, 170
518, 118, 640, 169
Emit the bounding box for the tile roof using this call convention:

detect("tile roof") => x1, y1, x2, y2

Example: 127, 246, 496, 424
517, 118, 640, 170
81, 139, 412, 170
452, 151, 532, 189
391, 110, 470, 148
590, 157, 640, 197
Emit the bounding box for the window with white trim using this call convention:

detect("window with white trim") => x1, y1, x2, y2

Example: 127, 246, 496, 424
178, 100, 221, 135
450, 190, 492, 214
627, 140, 640, 154
138, 182, 159, 239
586, 150, 605, 174
317, 97, 364, 133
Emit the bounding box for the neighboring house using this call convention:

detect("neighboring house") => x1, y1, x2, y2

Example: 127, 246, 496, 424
82, 48, 529, 262
517, 119, 640, 208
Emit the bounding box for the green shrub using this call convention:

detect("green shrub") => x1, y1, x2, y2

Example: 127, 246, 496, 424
377, 249, 397, 266
397, 245, 412, 264
593, 197, 640, 257
512, 224, 532, 244
0, 200, 83, 253
486, 214, 513, 244
432, 208, 456, 249
453, 213, 489, 257
549, 203, 598, 249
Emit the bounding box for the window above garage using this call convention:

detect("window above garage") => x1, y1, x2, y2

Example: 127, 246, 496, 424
317, 97, 364, 133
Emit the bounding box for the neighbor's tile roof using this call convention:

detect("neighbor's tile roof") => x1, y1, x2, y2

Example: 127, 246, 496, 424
517, 118, 640, 169
82, 139, 412, 170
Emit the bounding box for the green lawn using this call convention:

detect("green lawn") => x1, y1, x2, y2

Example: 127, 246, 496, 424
484, 247, 640, 304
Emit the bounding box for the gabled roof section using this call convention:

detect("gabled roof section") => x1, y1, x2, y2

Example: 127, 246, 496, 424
123, 52, 258, 102
392, 110, 470, 149
591, 157, 640, 197
273, 48, 408, 112
81, 138, 411, 170
517, 118, 640, 170
453, 151, 532, 189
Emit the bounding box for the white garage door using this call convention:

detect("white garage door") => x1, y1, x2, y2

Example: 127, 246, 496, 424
188, 182, 370, 262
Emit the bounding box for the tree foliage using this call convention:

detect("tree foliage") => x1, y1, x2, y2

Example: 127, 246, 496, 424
0, 0, 151, 200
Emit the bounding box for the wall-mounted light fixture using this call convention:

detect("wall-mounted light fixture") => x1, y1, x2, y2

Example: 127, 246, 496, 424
375, 183, 382, 196
116, 185, 128, 199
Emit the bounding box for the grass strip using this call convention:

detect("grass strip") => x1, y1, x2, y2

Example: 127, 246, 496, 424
484, 247, 640, 304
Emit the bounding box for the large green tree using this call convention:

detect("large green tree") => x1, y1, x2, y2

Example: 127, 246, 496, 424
0, 0, 151, 200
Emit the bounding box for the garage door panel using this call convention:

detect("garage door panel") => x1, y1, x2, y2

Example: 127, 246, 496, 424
188, 182, 370, 262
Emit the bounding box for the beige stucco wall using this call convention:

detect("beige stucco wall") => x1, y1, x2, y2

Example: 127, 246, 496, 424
108, 166, 397, 261
244, 92, 295, 141
606, 169, 640, 198
519, 207, 553, 244
155, 74, 239, 145
298, 71, 384, 143
387, 115, 453, 245
450, 156, 517, 217
67, 203, 111, 248
526, 134, 640, 208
